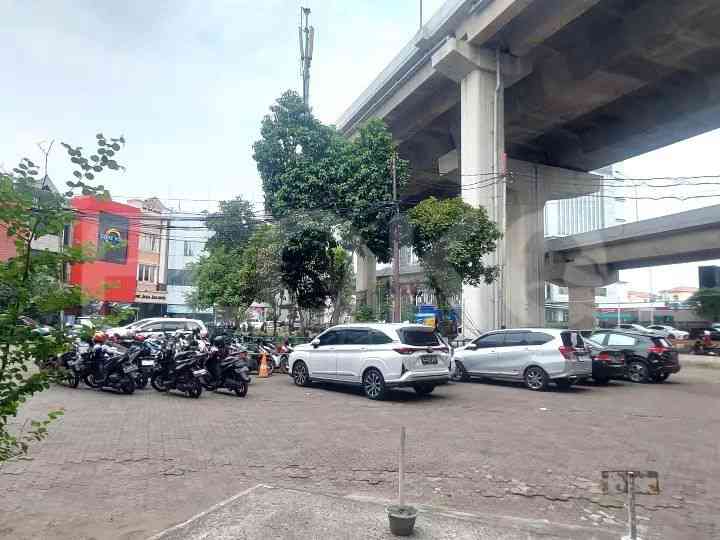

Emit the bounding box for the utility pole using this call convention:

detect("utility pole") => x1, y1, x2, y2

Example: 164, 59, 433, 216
419, 0, 423, 30
392, 153, 401, 323
299, 7, 315, 107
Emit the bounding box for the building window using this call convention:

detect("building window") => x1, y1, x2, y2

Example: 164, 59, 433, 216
167, 268, 193, 286
140, 234, 160, 253
596, 287, 608, 297
183, 241, 195, 257
137, 264, 158, 283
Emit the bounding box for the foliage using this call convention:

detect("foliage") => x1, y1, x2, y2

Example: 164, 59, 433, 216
280, 227, 336, 311
252, 91, 408, 262
354, 304, 375, 322
0, 134, 125, 462
205, 197, 260, 252
187, 248, 253, 323
407, 196, 501, 305
688, 288, 720, 322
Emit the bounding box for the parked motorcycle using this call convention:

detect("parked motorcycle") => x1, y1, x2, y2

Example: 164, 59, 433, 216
83, 343, 137, 394
150, 332, 206, 398
201, 336, 251, 396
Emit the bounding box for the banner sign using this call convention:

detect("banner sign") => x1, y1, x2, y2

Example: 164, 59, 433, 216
97, 212, 129, 264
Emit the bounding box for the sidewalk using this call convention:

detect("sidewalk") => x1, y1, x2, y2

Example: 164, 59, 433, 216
148, 484, 619, 540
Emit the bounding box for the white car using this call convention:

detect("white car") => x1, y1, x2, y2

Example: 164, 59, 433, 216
288, 323, 451, 400
646, 325, 689, 340
107, 318, 207, 338
453, 328, 591, 390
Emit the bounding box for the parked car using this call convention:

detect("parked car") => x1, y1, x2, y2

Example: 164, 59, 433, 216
582, 336, 628, 384
613, 323, 663, 335
589, 330, 680, 383
19, 316, 53, 335
646, 325, 689, 340
107, 318, 207, 339
288, 323, 451, 400
453, 329, 591, 391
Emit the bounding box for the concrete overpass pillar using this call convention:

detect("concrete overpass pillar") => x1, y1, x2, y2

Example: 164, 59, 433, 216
505, 183, 544, 328
568, 286, 595, 330
459, 67, 501, 334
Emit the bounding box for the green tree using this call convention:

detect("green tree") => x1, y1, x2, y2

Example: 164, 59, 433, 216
252, 91, 408, 262
407, 196, 501, 307
187, 248, 254, 326
0, 134, 124, 461
205, 197, 259, 252
688, 288, 720, 322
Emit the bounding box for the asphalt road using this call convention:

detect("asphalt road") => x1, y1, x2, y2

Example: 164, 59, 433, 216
1, 364, 718, 539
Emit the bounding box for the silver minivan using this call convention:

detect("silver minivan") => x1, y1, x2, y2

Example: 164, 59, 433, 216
453, 328, 591, 390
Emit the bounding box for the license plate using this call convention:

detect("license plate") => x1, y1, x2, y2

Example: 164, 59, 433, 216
193, 369, 208, 377
141, 359, 155, 366
123, 365, 137, 373
420, 355, 438, 365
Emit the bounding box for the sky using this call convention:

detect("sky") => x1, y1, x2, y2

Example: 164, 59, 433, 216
1, 0, 718, 293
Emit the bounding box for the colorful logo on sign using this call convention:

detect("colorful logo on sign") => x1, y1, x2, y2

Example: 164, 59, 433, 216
101, 227, 123, 247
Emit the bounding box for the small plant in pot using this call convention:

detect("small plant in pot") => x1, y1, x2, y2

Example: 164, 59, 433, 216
387, 427, 417, 536
387, 503, 417, 536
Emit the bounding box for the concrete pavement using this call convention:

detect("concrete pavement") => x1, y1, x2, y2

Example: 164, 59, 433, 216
149, 484, 618, 540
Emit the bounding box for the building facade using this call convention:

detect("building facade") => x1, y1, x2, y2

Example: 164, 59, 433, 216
166, 215, 213, 320
127, 198, 171, 318
69, 196, 141, 303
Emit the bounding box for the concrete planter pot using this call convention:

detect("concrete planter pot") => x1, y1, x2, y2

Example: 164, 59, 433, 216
387, 504, 417, 536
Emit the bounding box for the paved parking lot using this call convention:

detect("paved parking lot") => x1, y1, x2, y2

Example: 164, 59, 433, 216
1, 362, 719, 539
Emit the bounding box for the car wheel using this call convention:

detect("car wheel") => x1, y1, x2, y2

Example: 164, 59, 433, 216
524, 366, 548, 391
453, 360, 471, 382
413, 383, 435, 396
651, 372, 670, 383
555, 378, 573, 390
627, 360, 650, 383
593, 376, 610, 385
363, 368, 387, 400
292, 361, 310, 387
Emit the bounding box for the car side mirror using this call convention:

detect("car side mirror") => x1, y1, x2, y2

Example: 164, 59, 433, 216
466, 343, 478, 350
311, 338, 320, 348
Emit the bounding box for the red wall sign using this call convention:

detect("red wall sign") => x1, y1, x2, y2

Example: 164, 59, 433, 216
69, 196, 140, 302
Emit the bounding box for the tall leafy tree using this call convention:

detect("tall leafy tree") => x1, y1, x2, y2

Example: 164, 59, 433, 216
253, 91, 408, 263
205, 197, 259, 252
407, 196, 502, 307
688, 288, 720, 322
0, 135, 124, 461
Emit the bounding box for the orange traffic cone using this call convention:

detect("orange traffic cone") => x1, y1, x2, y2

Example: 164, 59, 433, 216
258, 352, 269, 378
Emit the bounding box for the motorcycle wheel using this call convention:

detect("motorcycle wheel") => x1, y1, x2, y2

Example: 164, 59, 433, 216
135, 373, 149, 390
280, 355, 289, 374
151, 375, 169, 392
121, 377, 135, 395
84, 373, 102, 389
234, 381, 248, 397
187, 382, 202, 399
66, 370, 80, 388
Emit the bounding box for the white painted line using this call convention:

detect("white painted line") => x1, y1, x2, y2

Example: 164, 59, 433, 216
146, 484, 272, 540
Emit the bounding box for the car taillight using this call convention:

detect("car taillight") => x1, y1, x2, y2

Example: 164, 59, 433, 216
597, 352, 611, 362
558, 346, 575, 360
394, 347, 416, 355
648, 346, 668, 355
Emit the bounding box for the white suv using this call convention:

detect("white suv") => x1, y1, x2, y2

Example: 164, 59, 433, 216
107, 318, 207, 338
288, 323, 451, 400
453, 328, 591, 390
